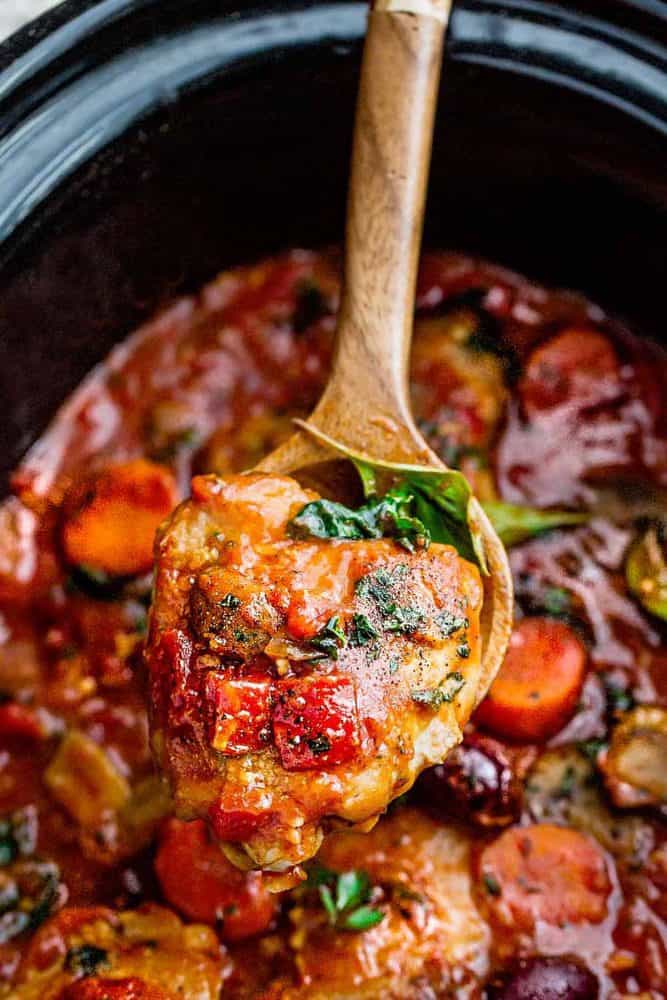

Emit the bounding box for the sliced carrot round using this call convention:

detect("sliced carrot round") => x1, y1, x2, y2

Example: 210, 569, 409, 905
155, 819, 276, 942
474, 617, 587, 742
477, 823, 611, 933
62, 459, 178, 577
520, 327, 620, 415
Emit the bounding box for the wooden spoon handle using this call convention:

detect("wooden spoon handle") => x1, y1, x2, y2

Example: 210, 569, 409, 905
311, 0, 449, 460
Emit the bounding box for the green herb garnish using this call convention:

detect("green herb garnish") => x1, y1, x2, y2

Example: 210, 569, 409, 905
483, 500, 589, 548
435, 610, 469, 637
384, 605, 425, 636
306, 864, 384, 933
411, 671, 466, 709
287, 488, 428, 553
349, 614, 379, 647
309, 616, 347, 661
286, 423, 487, 572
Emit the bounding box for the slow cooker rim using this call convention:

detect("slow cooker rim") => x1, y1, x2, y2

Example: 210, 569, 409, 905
0, 0, 664, 258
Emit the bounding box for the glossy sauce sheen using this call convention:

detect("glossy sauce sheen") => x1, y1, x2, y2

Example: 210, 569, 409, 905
0, 250, 665, 998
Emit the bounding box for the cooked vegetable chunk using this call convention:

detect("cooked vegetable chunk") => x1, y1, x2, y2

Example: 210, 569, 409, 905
601, 705, 667, 808
520, 328, 622, 416
475, 617, 587, 741
155, 819, 277, 941
147, 472, 484, 875
13, 905, 227, 1000
270, 807, 489, 999
476, 823, 611, 934
61, 460, 178, 578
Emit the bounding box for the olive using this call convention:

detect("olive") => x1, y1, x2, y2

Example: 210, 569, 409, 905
486, 957, 599, 1000
416, 732, 521, 827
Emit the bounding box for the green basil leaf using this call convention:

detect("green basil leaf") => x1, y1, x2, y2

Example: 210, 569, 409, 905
287, 499, 379, 541
289, 422, 487, 572
318, 884, 337, 924
341, 905, 385, 931
482, 500, 589, 548
335, 870, 369, 912
352, 459, 379, 499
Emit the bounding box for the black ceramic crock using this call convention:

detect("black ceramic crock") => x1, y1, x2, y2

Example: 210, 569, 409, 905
0, 0, 665, 490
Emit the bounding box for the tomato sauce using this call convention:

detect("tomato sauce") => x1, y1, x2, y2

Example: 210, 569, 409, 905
0, 249, 665, 998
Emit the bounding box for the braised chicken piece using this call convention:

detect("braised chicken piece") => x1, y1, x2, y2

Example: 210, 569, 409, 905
147, 472, 483, 876
255, 806, 489, 999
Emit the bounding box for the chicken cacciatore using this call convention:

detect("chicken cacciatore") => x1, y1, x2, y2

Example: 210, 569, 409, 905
0, 249, 665, 997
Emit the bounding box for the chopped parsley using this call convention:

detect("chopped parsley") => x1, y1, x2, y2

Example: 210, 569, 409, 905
349, 614, 379, 647
435, 610, 469, 637
456, 640, 471, 659
309, 616, 347, 661
384, 605, 425, 636
411, 671, 466, 709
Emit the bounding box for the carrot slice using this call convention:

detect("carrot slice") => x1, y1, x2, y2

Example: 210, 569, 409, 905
155, 819, 276, 942
62, 460, 178, 577
477, 823, 611, 932
520, 327, 621, 416
474, 617, 586, 742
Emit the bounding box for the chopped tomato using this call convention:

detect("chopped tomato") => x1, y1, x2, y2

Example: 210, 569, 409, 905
60, 978, 171, 1000
477, 823, 611, 933
273, 675, 361, 771
208, 792, 269, 843
520, 328, 621, 416
61, 459, 178, 577
205, 674, 273, 755
149, 629, 195, 731
0, 702, 46, 740
474, 617, 587, 742
155, 819, 276, 941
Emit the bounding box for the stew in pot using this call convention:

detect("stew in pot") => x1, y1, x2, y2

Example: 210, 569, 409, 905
0, 249, 665, 997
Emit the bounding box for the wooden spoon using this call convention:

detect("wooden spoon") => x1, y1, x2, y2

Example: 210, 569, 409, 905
259, 0, 513, 700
